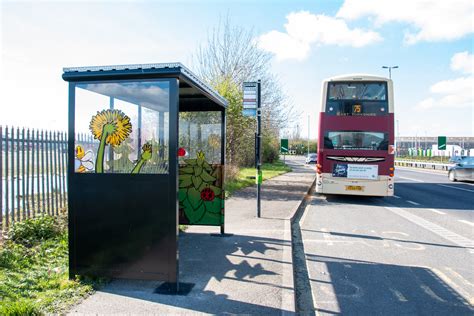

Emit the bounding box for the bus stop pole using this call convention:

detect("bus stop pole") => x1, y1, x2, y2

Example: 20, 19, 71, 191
257, 80, 262, 218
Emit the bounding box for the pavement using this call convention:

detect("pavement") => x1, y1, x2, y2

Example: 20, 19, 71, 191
68, 156, 316, 315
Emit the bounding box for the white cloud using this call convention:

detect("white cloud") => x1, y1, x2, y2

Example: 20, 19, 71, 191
258, 31, 310, 61
450, 51, 474, 74
417, 53, 473, 110
337, 0, 474, 44
258, 11, 382, 61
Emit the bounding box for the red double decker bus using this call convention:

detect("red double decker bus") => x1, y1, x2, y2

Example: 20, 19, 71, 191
316, 74, 395, 196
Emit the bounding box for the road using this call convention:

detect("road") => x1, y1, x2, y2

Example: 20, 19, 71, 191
299, 164, 474, 315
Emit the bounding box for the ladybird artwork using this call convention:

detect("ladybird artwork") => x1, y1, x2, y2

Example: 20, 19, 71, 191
178, 150, 224, 225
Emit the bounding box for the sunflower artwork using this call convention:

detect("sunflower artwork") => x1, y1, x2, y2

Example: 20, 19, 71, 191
89, 109, 152, 174
179, 151, 224, 225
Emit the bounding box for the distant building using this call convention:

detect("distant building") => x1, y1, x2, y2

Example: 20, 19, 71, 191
396, 136, 474, 156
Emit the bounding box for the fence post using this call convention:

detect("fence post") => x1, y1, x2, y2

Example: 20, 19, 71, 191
57, 131, 63, 210
5, 126, 9, 228
30, 129, 35, 217
61, 132, 67, 208
36, 129, 40, 217
48, 131, 54, 215
0, 126, 3, 230
16, 127, 21, 222
11, 127, 15, 223
41, 130, 46, 215
26, 129, 31, 218
21, 127, 26, 219
53, 131, 59, 215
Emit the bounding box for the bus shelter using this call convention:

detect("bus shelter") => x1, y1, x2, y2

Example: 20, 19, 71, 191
63, 63, 227, 285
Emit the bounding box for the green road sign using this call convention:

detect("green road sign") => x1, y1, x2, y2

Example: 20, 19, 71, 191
438, 136, 447, 150
280, 139, 289, 153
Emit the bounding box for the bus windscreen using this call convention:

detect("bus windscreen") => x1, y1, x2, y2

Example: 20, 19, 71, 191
324, 131, 388, 150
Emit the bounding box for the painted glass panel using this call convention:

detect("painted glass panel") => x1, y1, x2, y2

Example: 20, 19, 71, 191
178, 111, 223, 225
74, 80, 170, 174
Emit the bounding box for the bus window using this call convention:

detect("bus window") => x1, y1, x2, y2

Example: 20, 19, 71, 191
326, 82, 388, 116
328, 82, 386, 100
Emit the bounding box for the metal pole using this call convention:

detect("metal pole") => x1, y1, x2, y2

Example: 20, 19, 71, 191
257, 80, 262, 218
307, 115, 310, 157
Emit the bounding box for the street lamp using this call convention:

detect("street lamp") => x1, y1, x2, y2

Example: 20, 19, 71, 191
382, 65, 398, 79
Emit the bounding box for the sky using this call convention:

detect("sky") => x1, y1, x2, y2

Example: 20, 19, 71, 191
1, 0, 473, 139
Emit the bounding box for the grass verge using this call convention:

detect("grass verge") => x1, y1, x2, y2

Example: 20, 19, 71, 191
0, 214, 103, 315
225, 160, 292, 197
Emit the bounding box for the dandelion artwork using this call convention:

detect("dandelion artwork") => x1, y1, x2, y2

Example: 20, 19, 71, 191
74, 145, 94, 173
179, 150, 223, 225
87, 108, 154, 174
131, 143, 153, 174
90, 109, 132, 173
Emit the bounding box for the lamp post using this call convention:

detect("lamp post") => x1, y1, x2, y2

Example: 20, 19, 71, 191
382, 65, 398, 79
307, 115, 310, 157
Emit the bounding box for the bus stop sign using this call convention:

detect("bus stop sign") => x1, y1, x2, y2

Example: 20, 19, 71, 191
438, 136, 446, 150
281, 139, 289, 154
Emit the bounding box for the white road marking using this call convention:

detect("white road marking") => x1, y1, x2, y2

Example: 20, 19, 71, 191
420, 284, 445, 302
395, 166, 448, 175
407, 200, 421, 206
299, 204, 311, 226
398, 176, 425, 183
445, 267, 474, 289
382, 231, 425, 251
390, 288, 408, 302
393, 195, 401, 199
431, 268, 474, 306
321, 228, 334, 246
384, 206, 474, 252
437, 184, 474, 193
459, 220, 474, 227
428, 208, 446, 215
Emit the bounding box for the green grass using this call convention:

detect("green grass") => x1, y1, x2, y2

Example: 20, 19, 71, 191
225, 160, 292, 197
0, 215, 103, 315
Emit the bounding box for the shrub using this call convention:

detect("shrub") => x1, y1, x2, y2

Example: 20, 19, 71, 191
262, 134, 280, 163
0, 299, 42, 316
6, 215, 61, 247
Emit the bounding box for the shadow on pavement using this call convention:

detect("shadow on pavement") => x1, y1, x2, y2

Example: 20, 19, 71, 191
307, 254, 474, 315
96, 232, 292, 315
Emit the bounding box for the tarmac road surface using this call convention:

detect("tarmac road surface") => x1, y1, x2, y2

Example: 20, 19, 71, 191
301, 166, 474, 315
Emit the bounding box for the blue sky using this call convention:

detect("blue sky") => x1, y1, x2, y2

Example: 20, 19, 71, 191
1, 0, 473, 138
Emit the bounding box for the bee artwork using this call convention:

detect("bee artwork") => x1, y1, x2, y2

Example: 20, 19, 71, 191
75, 145, 94, 173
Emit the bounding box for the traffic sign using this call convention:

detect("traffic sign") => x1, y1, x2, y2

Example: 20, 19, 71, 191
281, 139, 289, 153
438, 136, 446, 150
243, 82, 258, 117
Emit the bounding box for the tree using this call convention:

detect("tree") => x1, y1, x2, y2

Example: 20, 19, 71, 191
194, 17, 297, 166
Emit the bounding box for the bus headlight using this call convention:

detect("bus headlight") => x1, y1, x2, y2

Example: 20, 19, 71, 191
388, 184, 393, 190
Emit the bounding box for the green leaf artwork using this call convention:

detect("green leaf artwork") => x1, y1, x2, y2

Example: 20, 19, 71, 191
178, 150, 224, 225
